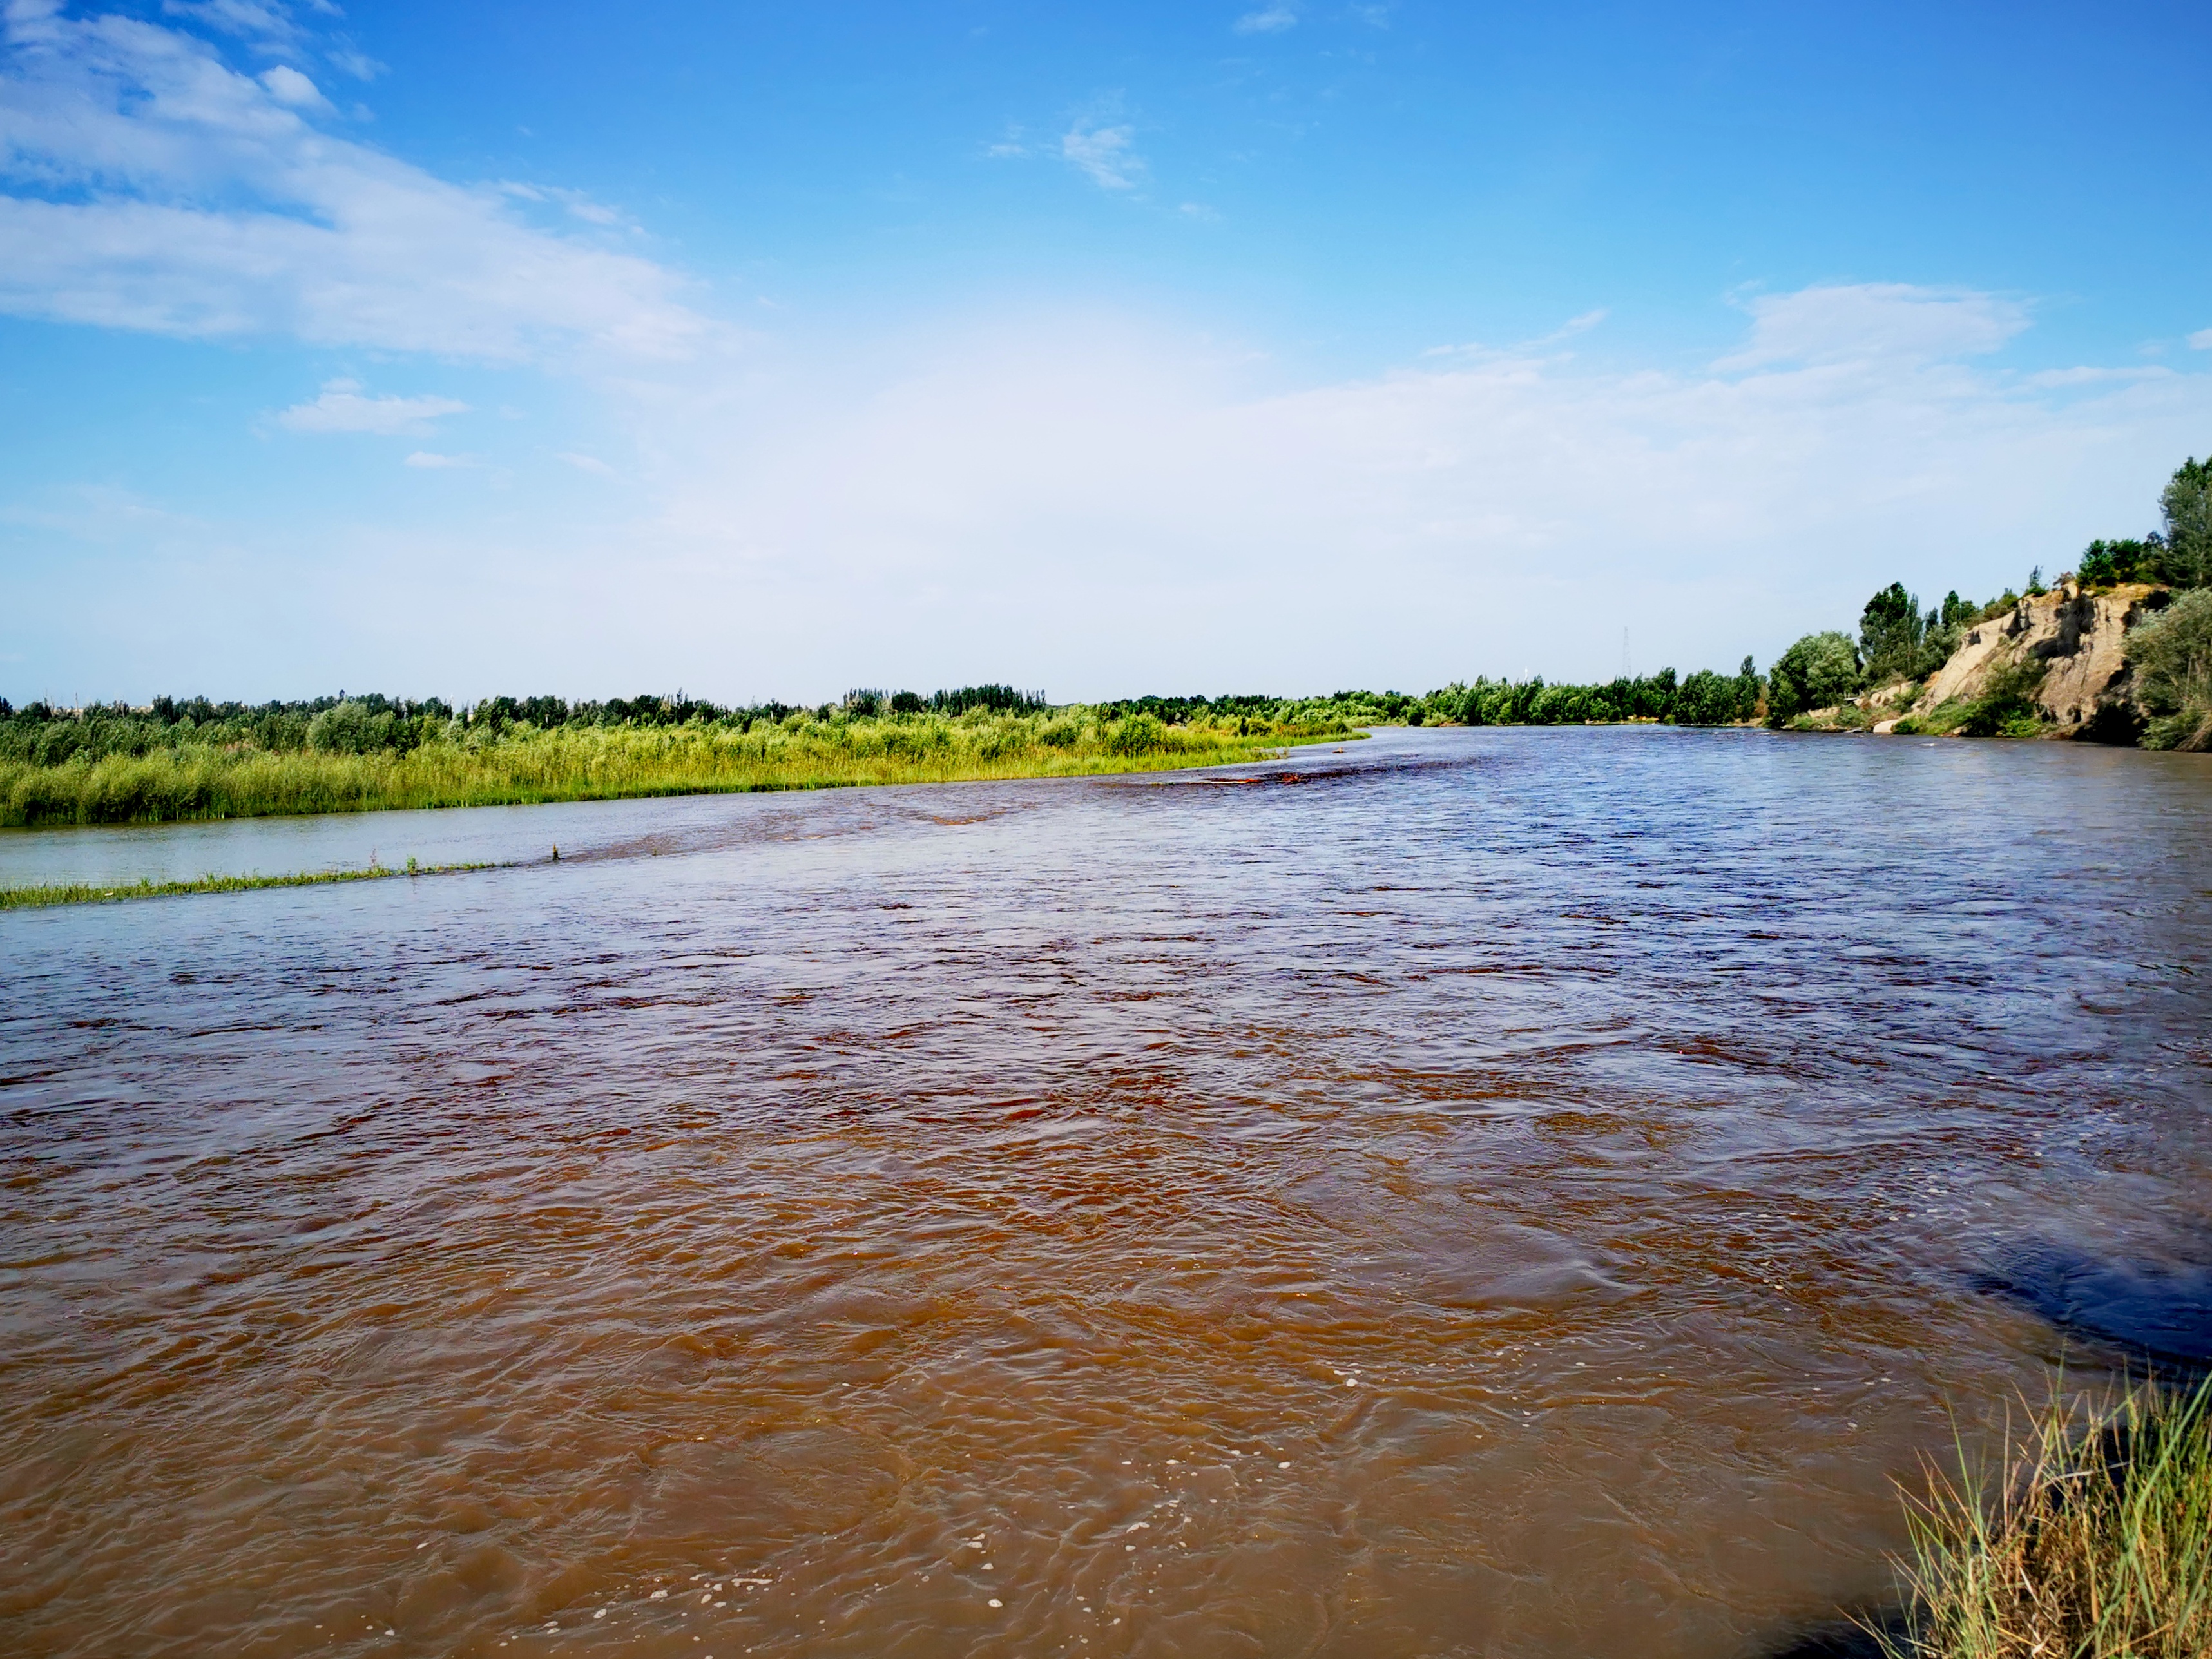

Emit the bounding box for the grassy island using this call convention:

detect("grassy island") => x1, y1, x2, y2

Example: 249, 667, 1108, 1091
0, 859, 501, 911
0, 686, 1361, 829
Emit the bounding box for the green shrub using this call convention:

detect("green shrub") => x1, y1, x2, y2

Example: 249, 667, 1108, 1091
2126, 588, 2212, 750
1955, 658, 2048, 738
1107, 713, 1168, 756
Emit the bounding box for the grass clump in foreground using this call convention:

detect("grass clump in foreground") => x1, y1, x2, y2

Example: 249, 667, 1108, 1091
0, 859, 498, 910
1879, 1378, 2212, 1658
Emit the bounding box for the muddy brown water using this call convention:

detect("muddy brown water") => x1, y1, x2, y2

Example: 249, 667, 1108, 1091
5, 727, 2211, 1658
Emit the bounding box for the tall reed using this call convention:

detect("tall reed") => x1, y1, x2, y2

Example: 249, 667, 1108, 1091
1880, 1378, 2212, 1658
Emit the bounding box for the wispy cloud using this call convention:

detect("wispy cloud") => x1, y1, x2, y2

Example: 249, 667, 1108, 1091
501, 181, 628, 227
325, 41, 382, 81
402, 450, 479, 469
556, 451, 617, 477
0, 6, 709, 361
1061, 121, 1144, 191
161, 0, 300, 42
1717, 283, 2027, 369
1234, 4, 1300, 34
2191, 328, 2212, 350
1423, 308, 1608, 362
275, 379, 468, 434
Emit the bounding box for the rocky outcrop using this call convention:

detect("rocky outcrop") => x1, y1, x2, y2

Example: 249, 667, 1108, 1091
1912, 582, 2165, 738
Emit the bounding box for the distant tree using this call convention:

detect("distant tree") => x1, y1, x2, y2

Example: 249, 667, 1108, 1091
1673, 669, 1739, 726
1733, 655, 1762, 720
2076, 539, 2168, 587
2160, 457, 2212, 589
1858, 583, 1926, 684
929, 684, 1048, 716
1767, 631, 1862, 724
306, 700, 385, 754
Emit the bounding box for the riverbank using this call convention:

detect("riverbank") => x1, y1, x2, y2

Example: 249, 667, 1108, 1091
0, 710, 1350, 829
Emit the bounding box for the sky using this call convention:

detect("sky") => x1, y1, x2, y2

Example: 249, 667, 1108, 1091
3, 0, 2210, 705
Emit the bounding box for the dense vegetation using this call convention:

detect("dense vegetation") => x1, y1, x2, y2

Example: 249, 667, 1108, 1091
0, 663, 1778, 829
1765, 454, 2212, 745
0, 694, 1365, 828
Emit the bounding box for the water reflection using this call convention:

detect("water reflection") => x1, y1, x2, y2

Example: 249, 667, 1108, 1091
2, 727, 2209, 1658
1973, 1247, 2212, 1380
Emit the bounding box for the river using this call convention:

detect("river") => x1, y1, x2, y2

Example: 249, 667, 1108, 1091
4, 725, 2209, 1658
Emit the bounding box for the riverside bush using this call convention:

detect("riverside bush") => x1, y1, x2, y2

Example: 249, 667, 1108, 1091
1767, 631, 1864, 724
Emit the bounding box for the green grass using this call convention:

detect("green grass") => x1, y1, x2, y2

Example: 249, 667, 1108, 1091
0, 859, 501, 910
0, 709, 1354, 829
1878, 1378, 2212, 1658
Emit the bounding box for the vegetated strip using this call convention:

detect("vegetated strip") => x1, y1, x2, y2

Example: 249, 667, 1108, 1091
0, 708, 1353, 830
0, 859, 503, 911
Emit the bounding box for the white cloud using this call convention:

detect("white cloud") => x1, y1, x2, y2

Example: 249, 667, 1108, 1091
9, 262, 2212, 700
256, 62, 323, 107
1717, 283, 2028, 368
0, 7, 709, 361
2191, 328, 2212, 350
556, 451, 617, 477
591, 284, 2212, 693
402, 450, 477, 469
1234, 4, 1300, 33
276, 380, 468, 434
1062, 122, 1144, 191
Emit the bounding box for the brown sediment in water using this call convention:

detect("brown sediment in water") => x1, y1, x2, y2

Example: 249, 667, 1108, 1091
3, 728, 2210, 1658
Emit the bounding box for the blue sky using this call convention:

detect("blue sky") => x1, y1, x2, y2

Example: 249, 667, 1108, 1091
3, 0, 2209, 704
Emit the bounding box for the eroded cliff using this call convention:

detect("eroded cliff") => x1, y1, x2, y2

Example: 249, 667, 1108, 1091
1907, 582, 2163, 737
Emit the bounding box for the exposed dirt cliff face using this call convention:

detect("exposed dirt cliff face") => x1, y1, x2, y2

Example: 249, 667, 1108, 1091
1914, 582, 2165, 738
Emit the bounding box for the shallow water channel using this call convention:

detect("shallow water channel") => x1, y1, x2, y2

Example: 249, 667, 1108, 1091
4, 726, 2211, 1658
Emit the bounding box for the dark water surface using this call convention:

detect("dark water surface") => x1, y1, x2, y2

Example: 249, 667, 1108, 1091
5, 727, 2211, 1659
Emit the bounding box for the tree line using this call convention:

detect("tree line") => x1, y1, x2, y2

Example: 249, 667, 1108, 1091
0, 685, 1056, 768
10, 456, 2204, 758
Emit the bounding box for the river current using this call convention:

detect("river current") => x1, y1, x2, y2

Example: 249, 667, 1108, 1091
4, 726, 2210, 1658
